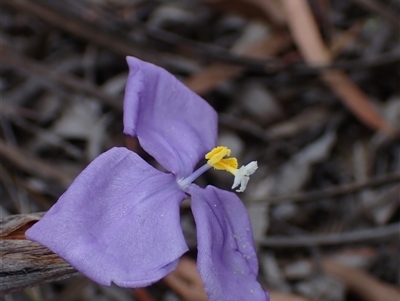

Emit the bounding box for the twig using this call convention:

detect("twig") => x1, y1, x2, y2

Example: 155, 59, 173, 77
350, 0, 399, 30
5, 0, 398, 76
260, 223, 400, 247
149, 25, 400, 74
185, 31, 292, 94
2, 0, 160, 63
0, 139, 75, 186
289, 51, 400, 75
0, 213, 77, 295
283, 0, 397, 136
218, 113, 270, 142
1, 44, 123, 111
7, 114, 83, 159
257, 172, 400, 204
145, 26, 280, 68
4, 0, 399, 84
322, 260, 400, 301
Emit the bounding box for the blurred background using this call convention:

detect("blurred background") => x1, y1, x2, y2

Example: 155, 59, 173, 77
1, 0, 399, 300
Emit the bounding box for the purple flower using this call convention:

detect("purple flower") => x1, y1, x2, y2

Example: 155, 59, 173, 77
26, 57, 269, 301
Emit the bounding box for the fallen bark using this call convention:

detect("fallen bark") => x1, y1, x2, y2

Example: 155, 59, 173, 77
0, 213, 77, 295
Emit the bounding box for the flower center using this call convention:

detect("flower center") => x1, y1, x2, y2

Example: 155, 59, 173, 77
177, 146, 258, 192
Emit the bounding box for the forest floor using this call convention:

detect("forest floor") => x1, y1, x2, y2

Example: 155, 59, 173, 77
1, 0, 400, 301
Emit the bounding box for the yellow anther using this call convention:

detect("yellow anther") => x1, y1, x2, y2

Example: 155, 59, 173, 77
206, 146, 238, 175
213, 158, 238, 174
205, 146, 231, 166
204, 146, 258, 192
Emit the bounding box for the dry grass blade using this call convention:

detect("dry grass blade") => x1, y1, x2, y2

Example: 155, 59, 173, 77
281, 0, 397, 136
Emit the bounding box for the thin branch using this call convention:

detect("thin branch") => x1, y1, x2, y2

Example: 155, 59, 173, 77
322, 260, 400, 301
145, 26, 280, 68
350, 0, 399, 30
1, 44, 122, 111
0, 139, 75, 186
256, 172, 400, 205
4, 0, 399, 76
288, 51, 400, 75
2, 0, 160, 62
282, 0, 397, 136
218, 113, 270, 142
260, 223, 400, 247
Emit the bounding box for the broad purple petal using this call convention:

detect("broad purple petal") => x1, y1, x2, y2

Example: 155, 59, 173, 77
188, 185, 269, 301
26, 147, 188, 287
123, 57, 218, 178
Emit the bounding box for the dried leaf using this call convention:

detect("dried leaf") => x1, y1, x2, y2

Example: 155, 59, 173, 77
238, 81, 284, 124
0, 212, 43, 239
50, 99, 109, 160
268, 291, 311, 301
252, 131, 336, 198
134, 288, 157, 301
247, 201, 270, 244
0, 214, 76, 295
185, 31, 291, 94
261, 252, 290, 292
231, 22, 269, 55
294, 274, 345, 301
164, 257, 208, 301
267, 107, 331, 139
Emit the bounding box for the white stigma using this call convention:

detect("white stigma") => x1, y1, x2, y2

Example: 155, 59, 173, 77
231, 161, 258, 192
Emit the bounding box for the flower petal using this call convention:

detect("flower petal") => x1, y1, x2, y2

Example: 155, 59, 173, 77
188, 185, 269, 301
26, 147, 188, 287
123, 57, 218, 178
